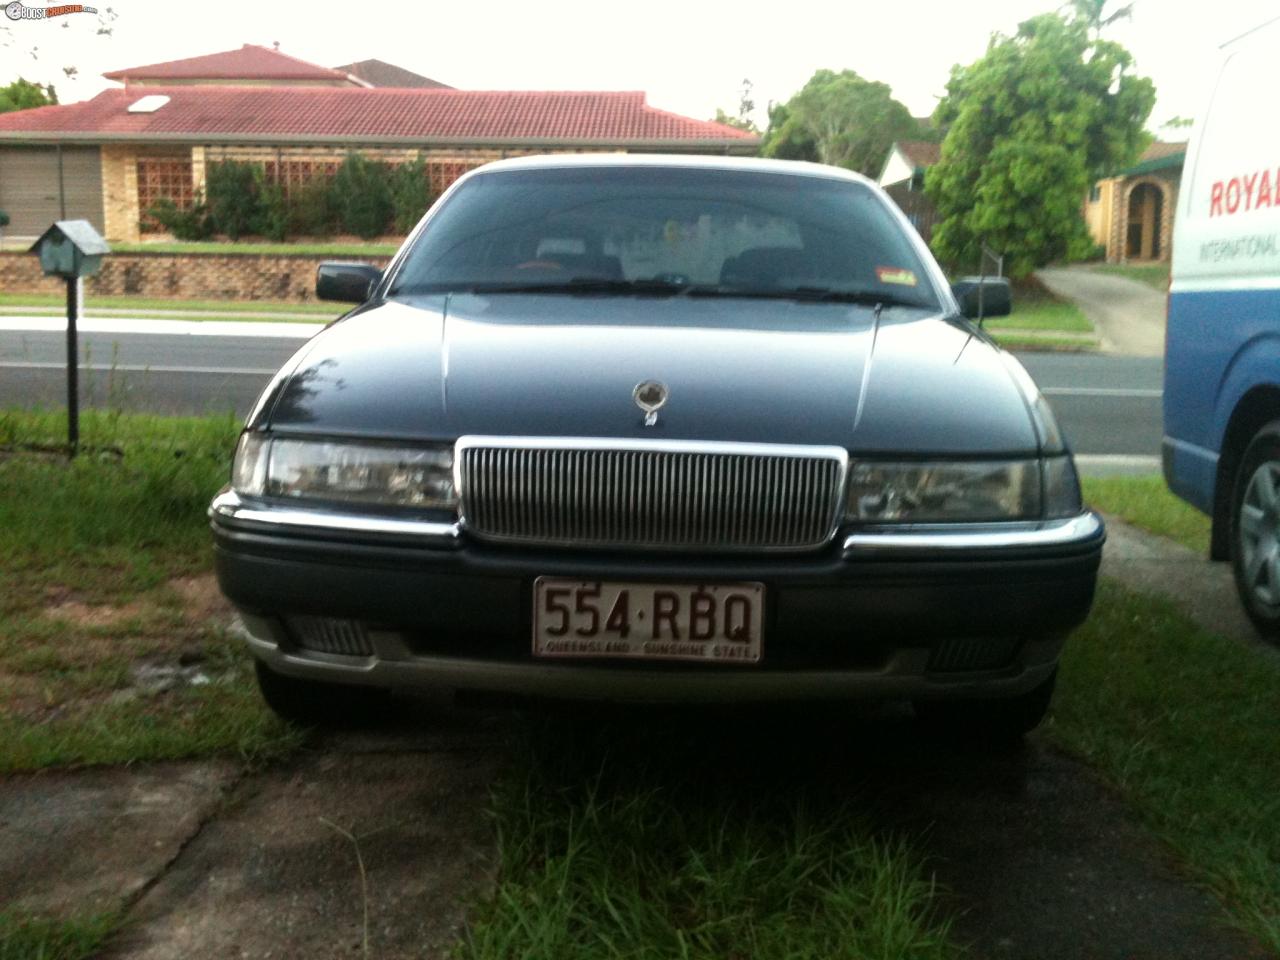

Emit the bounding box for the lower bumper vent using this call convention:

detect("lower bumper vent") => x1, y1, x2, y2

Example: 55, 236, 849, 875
285, 616, 374, 657
927, 636, 1021, 673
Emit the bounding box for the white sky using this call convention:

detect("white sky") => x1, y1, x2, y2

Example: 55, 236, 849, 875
2, 0, 1277, 135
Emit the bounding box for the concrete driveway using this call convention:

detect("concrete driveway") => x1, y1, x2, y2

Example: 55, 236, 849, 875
1037, 266, 1167, 357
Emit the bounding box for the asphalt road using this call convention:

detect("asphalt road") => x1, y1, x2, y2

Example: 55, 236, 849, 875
1018, 352, 1162, 457
0, 323, 1162, 458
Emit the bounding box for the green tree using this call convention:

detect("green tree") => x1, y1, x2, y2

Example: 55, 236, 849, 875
760, 69, 920, 177
759, 101, 816, 162
0, 78, 56, 113
926, 12, 1154, 277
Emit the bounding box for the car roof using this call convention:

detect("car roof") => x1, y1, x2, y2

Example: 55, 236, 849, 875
467, 153, 877, 188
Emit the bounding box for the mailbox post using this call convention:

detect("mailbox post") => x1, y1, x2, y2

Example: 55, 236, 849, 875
28, 221, 110, 457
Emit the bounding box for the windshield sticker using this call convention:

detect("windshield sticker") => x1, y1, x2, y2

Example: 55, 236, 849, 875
876, 267, 918, 286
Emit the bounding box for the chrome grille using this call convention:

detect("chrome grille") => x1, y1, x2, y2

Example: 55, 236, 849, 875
458, 439, 846, 550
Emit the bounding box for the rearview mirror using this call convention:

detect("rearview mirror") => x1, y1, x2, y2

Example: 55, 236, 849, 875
952, 276, 1012, 322
316, 262, 383, 303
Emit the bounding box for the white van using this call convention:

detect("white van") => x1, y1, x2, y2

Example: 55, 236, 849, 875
1165, 15, 1280, 640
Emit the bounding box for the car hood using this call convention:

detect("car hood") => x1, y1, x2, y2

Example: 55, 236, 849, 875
261, 294, 1042, 454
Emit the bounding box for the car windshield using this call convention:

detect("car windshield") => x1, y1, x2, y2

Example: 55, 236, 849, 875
387, 166, 941, 310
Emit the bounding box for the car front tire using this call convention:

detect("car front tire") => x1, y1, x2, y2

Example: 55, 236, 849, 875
254, 659, 391, 726
1230, 422, 1280, 643
914, 668, 1056, 742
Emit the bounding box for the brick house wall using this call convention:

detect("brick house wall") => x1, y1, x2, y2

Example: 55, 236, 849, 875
100, 145, 139, 243
1106, 170, 1180, 264
93, 143, 621, 243
0, 250, 391, 303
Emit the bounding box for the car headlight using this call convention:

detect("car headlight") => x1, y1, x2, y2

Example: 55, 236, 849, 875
846, 459, 1042, 522
231, 434, 457, 510
1041, 454, 1083, 520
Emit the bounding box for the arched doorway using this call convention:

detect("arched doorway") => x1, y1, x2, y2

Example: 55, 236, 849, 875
1126, 182, 1164, 260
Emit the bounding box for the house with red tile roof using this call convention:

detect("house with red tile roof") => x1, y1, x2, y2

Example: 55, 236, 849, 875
877, 140, 941, 192
0, 45, 758, 241
103, 44, 362, 87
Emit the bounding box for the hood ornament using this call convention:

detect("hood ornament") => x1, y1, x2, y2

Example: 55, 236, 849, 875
633, 380, 668, 427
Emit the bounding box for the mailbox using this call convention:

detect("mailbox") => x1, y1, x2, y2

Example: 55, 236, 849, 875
28, 220, 110, 279
27, 220, 111, 457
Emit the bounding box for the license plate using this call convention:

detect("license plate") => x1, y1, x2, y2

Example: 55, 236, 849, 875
532, 578, 764, 664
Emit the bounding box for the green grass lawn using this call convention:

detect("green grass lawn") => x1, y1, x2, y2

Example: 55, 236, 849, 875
1091, 262, 1170, 291
110, 241, 401, 257
981, 279, 1096, 351
462, 711, 959, 960
0, 909, 121, 960
1049, 578, 1280, 951
1081, 474, 1211, 554
988, 334, 1097, 352
0, 292, 338, 317
985, 299, 1094, 333
0, 409, 302, 772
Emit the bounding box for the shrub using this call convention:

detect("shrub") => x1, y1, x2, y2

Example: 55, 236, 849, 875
147, 196, 212, 241
389, 156, 436, 234
1069, 240, 1107, 264
287, 176, 337, 238
332, 153, 394, 239
204, 159, 267, 241
255, 182, 290, 242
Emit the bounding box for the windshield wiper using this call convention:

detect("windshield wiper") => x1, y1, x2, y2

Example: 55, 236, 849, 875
395, 280, 929, 309
686, 285, 924, 309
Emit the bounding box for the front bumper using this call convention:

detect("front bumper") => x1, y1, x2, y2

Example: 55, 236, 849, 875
210, 489, 1104, 702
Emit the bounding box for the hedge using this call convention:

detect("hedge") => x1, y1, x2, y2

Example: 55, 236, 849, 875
148, 153, 439, 242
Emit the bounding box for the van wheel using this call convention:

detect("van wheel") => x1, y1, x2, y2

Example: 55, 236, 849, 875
1231, 422, 1280, 643
914, 669, 1056, 743
254, 660, 391, 726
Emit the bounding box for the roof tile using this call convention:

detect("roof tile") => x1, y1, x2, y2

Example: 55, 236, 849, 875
0, 86, 758, 144
896, 140, 941, 170
103, 45, 350, 82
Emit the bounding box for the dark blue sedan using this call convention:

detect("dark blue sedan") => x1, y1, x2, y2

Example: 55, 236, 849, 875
210, 156, 1103, 739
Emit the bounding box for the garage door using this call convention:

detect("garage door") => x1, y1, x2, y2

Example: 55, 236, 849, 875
0, 146, 104, 238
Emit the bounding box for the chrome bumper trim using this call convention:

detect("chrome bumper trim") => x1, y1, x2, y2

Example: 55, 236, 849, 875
841, 512, 1104, 557
237, 616, 1061, 703
209, 488, 461, 545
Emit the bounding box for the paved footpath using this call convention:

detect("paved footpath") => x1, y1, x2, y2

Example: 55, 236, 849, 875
2, 708, 506, 960
1037, 266, 1167, 357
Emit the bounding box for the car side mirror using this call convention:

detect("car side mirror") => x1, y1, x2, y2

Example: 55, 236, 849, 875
316, 262, 383, 303
952, 276, 1012, 323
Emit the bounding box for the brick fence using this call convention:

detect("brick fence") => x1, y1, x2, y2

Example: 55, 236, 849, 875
0, 251, 393, 304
